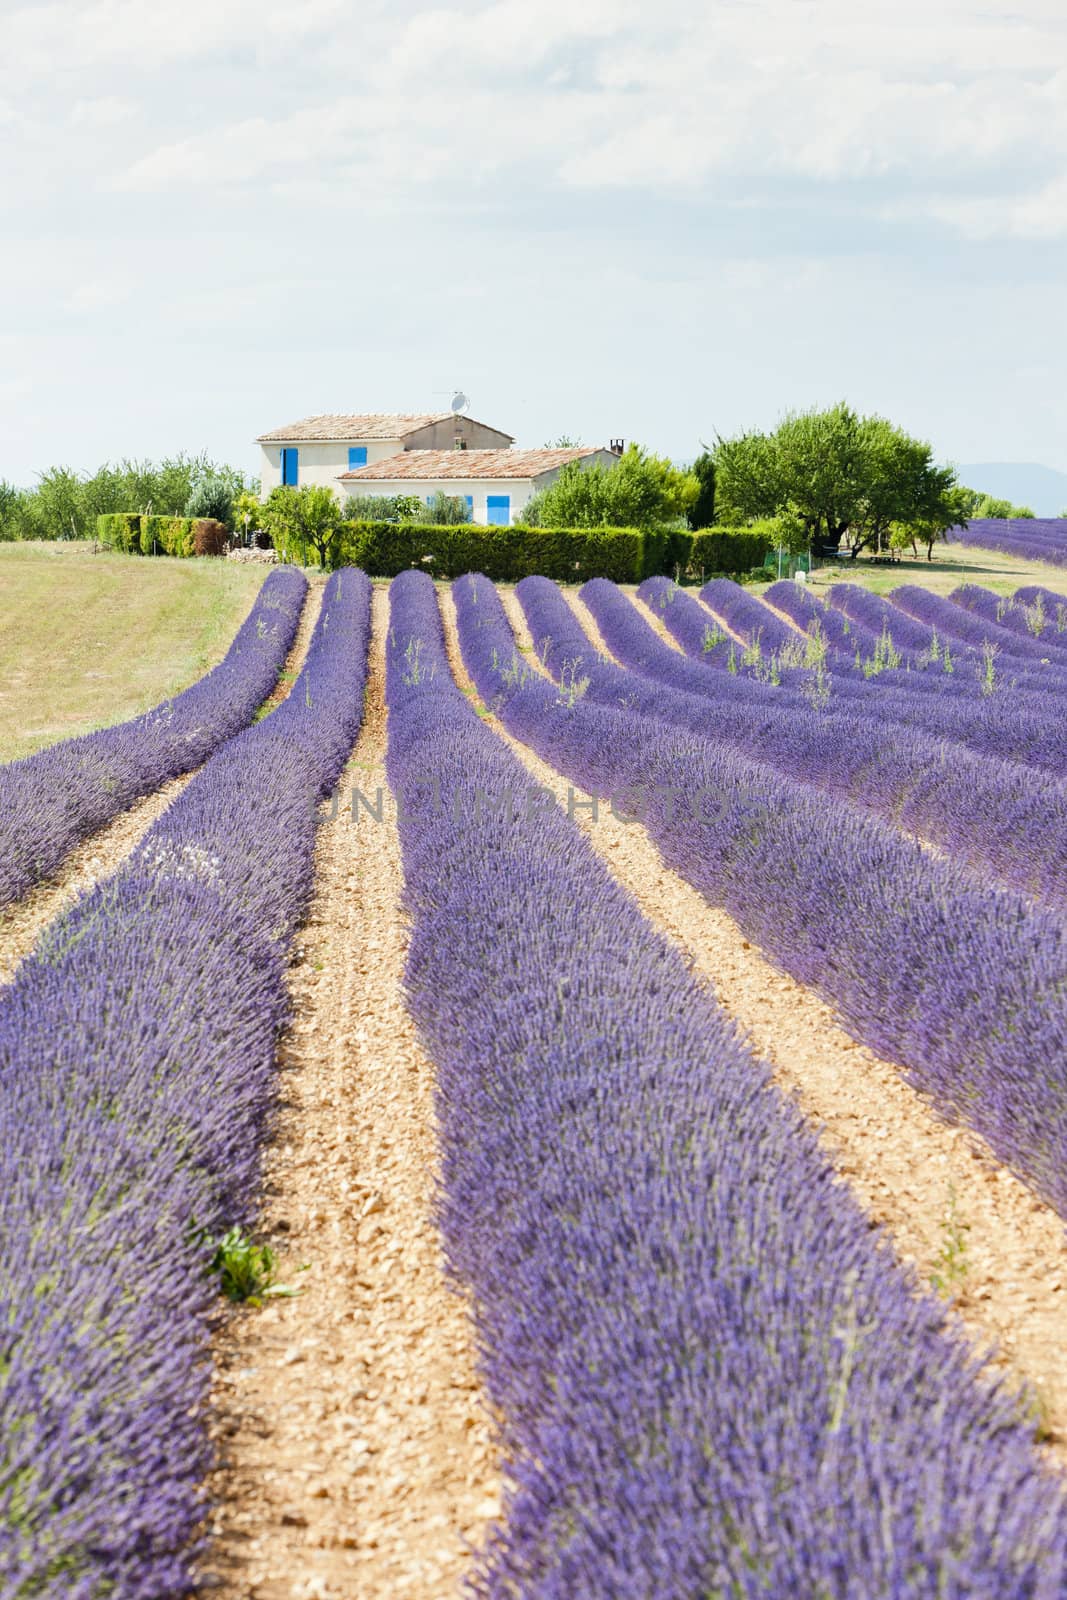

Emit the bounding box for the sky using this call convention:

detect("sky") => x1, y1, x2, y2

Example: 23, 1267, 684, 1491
2, 0, 1066, 486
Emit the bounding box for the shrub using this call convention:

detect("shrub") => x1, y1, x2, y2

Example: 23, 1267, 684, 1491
185, 474, 236, 528
261, 485, 343, 567
340, 493, 424, 524
414, 493, 473, 526
96, 512, 143, 552
192, 518, 229, 557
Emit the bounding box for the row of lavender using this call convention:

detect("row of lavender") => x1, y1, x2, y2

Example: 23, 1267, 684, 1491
452, 574, 1067, 1222
0, 570, 371, 1598
694, 572, 1067, 709
949, 518, 1067, 567
652, 576, 1067, 777
0, 566, 307, 910
540, 575, 1067, 910
387, 568, 1067, 1596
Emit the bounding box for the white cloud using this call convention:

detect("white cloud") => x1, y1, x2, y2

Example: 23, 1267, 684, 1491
84, 0, 1067, 235
70, 95, 135, 127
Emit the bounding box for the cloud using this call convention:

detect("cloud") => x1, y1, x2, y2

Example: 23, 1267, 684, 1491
920, 175, 1067, 239
70, 95, 135, 127
88, 0, 1067, 237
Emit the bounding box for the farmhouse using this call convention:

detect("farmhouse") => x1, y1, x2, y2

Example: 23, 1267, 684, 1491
256, 412, 516, 496
256, 411, 622, 525
339, 445, 621, 526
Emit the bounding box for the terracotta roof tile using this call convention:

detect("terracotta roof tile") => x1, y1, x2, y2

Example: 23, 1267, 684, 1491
257, 413, 452, 443
338, 447, 604, 482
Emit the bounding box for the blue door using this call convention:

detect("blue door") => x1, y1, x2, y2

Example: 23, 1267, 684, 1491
348, 447, 368, 469
486, 495, 510, 526
281, 447, 299, 486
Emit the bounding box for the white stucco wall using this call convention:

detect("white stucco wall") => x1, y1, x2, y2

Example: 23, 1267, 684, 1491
338, 477, 537, 525
258, 439, 405, 496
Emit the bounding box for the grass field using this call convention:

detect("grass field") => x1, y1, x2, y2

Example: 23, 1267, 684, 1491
0, 543, 267, 762
787, 537, 1067, 599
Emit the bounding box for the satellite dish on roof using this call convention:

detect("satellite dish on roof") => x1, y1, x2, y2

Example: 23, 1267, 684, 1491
451, 391, 470, 415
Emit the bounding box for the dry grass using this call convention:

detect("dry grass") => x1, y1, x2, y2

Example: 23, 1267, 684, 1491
0, 542, 268, 762
762, 538, 1067, 600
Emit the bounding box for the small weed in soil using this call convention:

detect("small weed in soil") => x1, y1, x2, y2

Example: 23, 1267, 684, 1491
930, 1187, 969, 1297
212, 1227, 281, 1304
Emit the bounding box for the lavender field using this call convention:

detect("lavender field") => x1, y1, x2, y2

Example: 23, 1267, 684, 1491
3, 560, 1067, 1598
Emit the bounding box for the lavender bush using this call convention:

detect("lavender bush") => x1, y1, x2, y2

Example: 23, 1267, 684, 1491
642, 577, 1067, 779
891, 584, 1067, 677
950, 584, 1067, 663
456, 573, 1067, 1219
0, 569, 371, 1598
387, 567, 1067, 1597
558, 577, 1067, 910
0, 566, 307, 910
948, 519, 1067, 567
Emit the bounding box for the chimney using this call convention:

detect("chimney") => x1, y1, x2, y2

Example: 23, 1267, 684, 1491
610, 437, 624, 455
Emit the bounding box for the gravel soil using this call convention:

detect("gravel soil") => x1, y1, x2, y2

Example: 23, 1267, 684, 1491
201, 586, 497, 1600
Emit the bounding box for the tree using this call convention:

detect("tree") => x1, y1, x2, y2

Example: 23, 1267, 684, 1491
522, 444, 697, 530
260, 485, 343, 567
186, 473, 236, 528
958, 489, 1036, 519
0, 481, 29, 541
715, 404, 868, 555
713, 403, 960, 560
846, 418, 958, 559
688, 452, 716, 530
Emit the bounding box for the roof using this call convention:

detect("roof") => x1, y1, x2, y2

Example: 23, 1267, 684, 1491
256, 412, 514, 443
338, 447, 604, 482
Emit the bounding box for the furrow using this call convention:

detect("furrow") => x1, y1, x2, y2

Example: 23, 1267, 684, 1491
203, 585, 497, 1600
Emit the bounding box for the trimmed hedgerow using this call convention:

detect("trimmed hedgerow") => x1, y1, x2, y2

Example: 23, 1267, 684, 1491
688, 526, 771, 577
387, 567, 1067, 1595
337, 520, 648, 582
0, 567, 307, 909
96, 511, 143, 552
139, 515, 195, 557
94, 514, 219, 558
0, 568, 371, 1597
192, 517, 228, 557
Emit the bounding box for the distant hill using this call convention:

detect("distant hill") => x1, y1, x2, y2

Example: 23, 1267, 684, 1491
957, 462, 1067, 518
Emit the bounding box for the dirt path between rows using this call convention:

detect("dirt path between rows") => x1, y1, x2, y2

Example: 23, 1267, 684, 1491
0, 581, 325, 990
202, 586, 496, 1600
444, 585, 1067, 1458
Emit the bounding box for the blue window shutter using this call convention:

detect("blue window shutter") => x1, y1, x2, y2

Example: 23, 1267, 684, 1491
486, 494, 510, 526
348, 446, 368, 469
281, 447, 298, 486
465, 495, 474, 512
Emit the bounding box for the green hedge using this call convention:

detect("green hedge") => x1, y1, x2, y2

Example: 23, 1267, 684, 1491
95, 513, 220, 558
96, 512, 142, 553
336, 522, 650, 583
140, 515, 195, 557
687, 529, 771, 577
